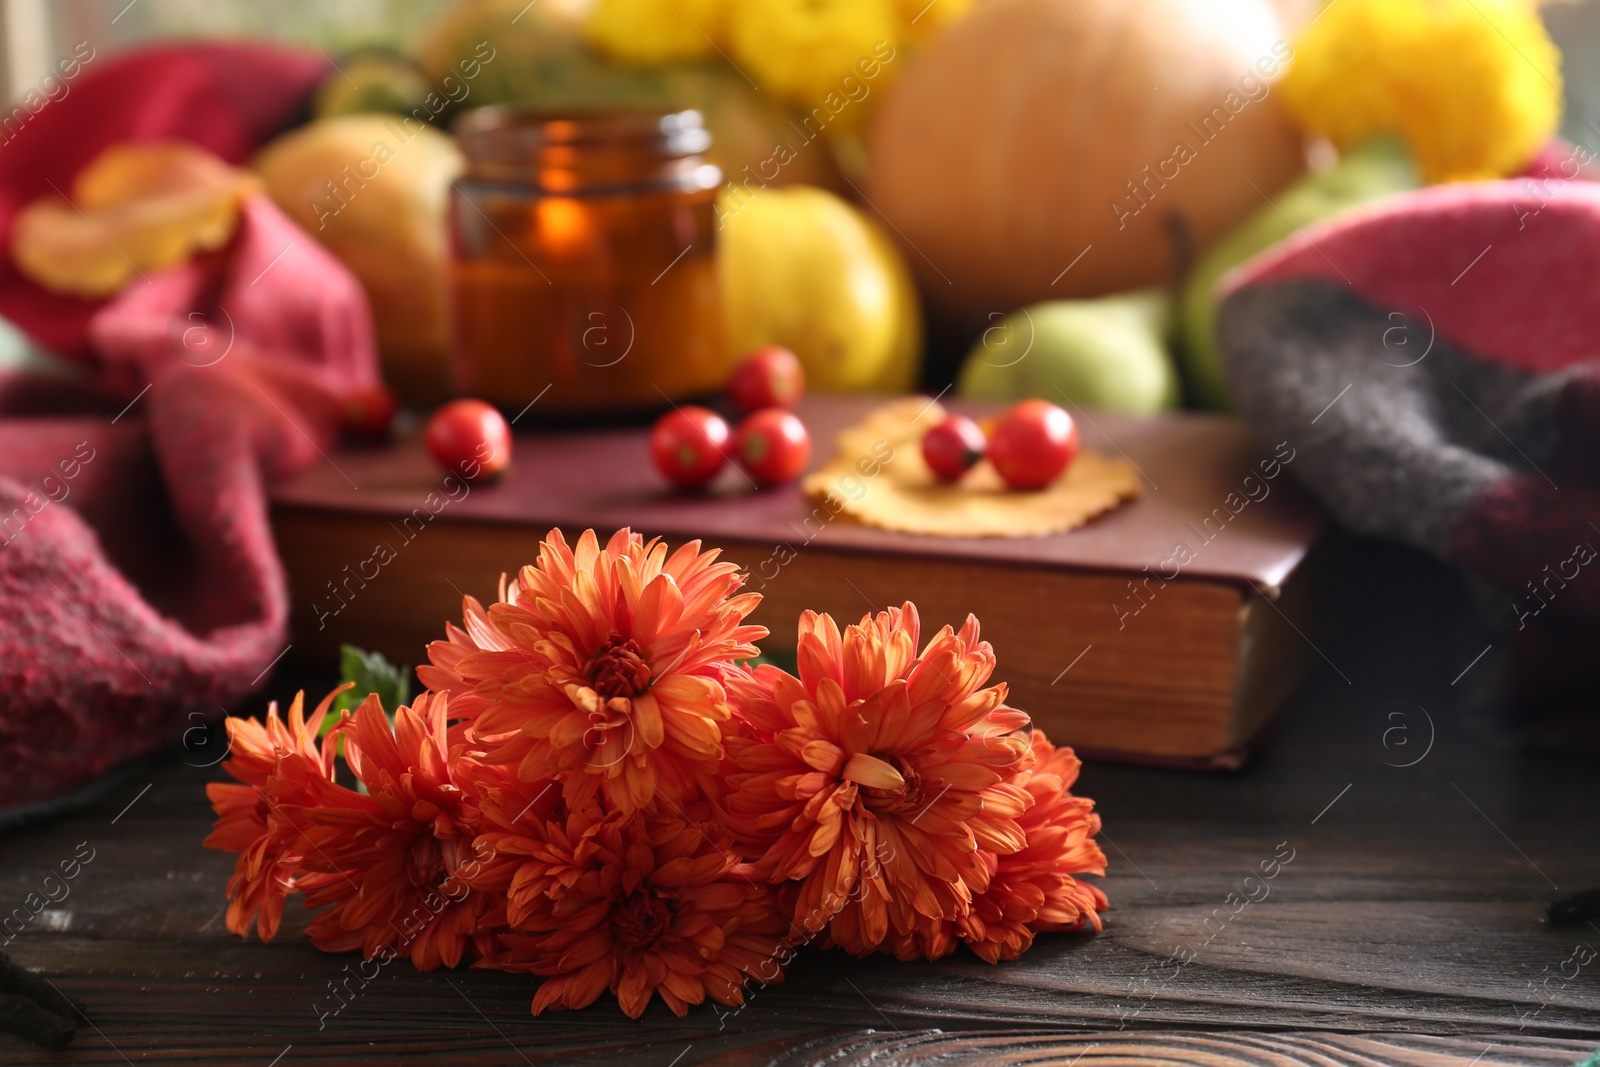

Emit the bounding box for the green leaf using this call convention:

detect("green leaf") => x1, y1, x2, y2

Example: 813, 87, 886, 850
320, 645, 410, 735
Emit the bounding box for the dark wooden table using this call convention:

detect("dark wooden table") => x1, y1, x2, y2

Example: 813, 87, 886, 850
4, 539, 1598, 1066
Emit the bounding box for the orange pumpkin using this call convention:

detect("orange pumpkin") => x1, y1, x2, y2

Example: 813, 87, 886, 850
867, 0, 1306, 322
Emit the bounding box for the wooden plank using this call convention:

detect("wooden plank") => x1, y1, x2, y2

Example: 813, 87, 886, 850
701, 1031, 1600, 1067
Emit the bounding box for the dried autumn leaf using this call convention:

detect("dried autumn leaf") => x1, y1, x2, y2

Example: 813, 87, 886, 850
11, 141, 261, 297
802, 397, 1142, 538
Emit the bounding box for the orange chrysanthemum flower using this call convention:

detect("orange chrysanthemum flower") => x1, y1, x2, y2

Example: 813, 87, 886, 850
418, 528, 765, 814
721, 603, 1034, 957
477, 806, 787, 1018
288, 692, 494, 971
960, 730, 1107, 960
884, 730, 1108, 963
204, 527, 1109, 1015
459, 769, 572, 928
204, 684, 350, 942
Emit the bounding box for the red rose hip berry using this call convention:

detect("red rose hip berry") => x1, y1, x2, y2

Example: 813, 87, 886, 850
650, 405, 731, 490
426, 399, 512, 481
734, 408, 811, 487
921, 413, 987, 483
340, 384, 399, 443
988, 399, 1079, 490
727, 345, 805, 412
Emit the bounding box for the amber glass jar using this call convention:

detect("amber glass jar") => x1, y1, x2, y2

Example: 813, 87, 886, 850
449, 107, 726, 416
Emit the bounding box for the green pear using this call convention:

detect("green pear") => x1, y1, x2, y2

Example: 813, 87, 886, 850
1180, 137, 1420, 409
957, 289, 1179, 414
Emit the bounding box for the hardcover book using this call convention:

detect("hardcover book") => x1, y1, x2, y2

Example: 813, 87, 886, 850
269, 396, 1329, 768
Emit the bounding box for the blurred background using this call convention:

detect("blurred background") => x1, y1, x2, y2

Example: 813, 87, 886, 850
6, 1, 1600, 139
4, 0, 1600, 409
3, 0, 452, 75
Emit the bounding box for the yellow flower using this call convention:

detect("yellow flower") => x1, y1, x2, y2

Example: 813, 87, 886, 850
1282, 0, 1561, 183
585, 0, 726, 66
728, 0, 900, 109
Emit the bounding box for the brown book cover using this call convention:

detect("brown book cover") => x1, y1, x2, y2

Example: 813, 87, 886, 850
268, 396, 1329, 768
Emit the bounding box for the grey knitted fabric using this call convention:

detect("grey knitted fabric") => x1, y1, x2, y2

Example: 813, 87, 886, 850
1216, 279, 1561, 559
